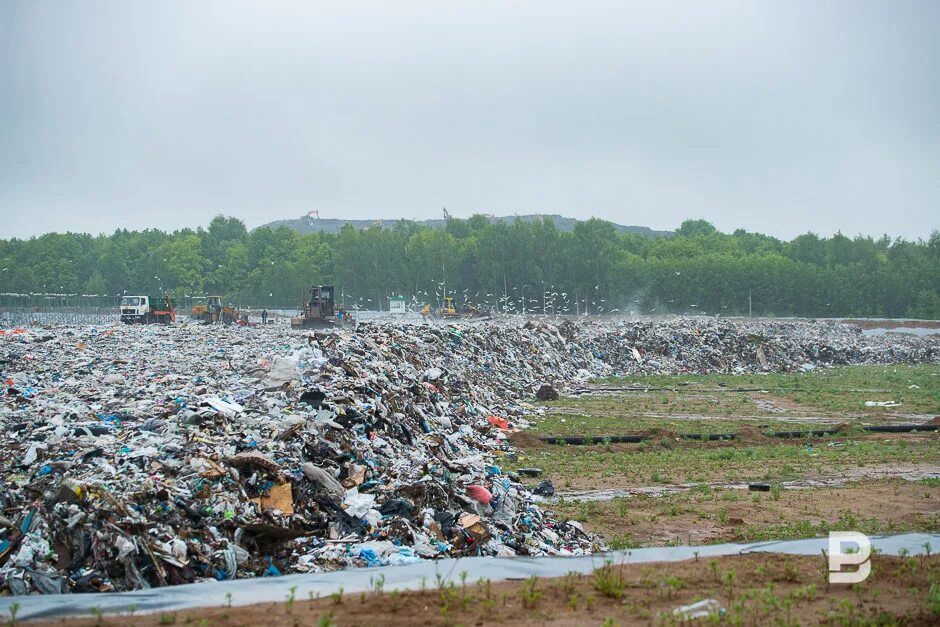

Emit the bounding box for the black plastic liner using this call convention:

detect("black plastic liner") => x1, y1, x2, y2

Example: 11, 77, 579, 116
541, 423, 938, 445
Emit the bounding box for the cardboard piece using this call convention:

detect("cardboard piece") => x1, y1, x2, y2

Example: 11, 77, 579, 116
250, 482, 294, 515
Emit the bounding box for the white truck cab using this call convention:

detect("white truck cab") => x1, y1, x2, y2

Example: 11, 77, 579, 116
120, 294, 175, 323
120, 296, 151, 322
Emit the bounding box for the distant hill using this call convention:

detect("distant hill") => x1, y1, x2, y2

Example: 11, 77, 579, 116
259, 213, 671, 237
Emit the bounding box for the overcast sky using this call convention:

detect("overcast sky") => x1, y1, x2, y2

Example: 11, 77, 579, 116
1, 1, 938, 241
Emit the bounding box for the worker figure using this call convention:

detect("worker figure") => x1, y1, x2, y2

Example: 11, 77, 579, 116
261, 309, 268, 325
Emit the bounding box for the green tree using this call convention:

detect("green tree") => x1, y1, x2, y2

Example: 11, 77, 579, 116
0, 215, 936, 319
83, 271, 107, 295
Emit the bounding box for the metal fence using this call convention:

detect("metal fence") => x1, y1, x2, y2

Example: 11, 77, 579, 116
0, 293, 438, 328
0, 293, 316, 327
0, 293, 121, 327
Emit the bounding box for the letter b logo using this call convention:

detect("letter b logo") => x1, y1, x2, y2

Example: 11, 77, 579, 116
828, 532, 871, 584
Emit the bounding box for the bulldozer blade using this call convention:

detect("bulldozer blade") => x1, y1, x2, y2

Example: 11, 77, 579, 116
291, 317, 336, 329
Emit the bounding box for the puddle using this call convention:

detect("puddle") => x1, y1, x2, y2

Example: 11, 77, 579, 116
546, 466, 940, 503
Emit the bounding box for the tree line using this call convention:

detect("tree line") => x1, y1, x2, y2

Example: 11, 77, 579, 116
1, 215, 938, 319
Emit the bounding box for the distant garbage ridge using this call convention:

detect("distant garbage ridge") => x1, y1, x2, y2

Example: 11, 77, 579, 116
0, 317, 936, 596
571, 317, 939, 375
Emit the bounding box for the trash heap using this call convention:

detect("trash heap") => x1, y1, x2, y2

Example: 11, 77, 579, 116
0, 316, 936, 595
0, 321, 603, 594
577, 318, 939, 374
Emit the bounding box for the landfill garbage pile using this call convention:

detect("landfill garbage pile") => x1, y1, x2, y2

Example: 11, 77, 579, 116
575, 317, 939, 374
0, 316, 936, 596
0, 321, 604, 595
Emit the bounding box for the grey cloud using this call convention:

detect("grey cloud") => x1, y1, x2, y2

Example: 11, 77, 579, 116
1, 0, 937, 239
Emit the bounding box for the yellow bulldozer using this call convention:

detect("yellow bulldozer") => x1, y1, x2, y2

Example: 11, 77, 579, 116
291, 285, 342, 329
191, 296, 241, 324
420, 296, 485, 320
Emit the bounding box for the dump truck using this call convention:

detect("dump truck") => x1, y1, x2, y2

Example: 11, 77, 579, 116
120, 294, 175, 324
291, 285, 340, 329
191, 296, 241, 324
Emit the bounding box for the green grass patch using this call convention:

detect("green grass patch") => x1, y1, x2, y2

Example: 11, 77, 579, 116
734, 511, 938, 542
541, 389, 768, 420
529, 411, 831, 437
512, 437, 940, 486
529, 365, 939, 437
592, 364, 940, 415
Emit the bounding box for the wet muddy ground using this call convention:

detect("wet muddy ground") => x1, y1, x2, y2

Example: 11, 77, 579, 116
508, 365, 940, 552
548, 478, 940, 547
546, 463, 940, 502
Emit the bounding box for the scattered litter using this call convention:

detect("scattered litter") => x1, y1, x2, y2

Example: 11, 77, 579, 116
466, 485, 493, 505
487, 415, 510, 430
0, 315, 935, 596
673, 598, 724, 620
533, 480, 555, 497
